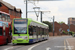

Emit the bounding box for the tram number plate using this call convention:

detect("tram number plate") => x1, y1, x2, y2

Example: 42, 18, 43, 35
18, 36, 22, 38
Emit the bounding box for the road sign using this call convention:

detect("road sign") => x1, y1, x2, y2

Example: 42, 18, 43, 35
67, 29, 69, 32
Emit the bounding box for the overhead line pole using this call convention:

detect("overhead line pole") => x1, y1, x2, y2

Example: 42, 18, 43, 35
53, 16, 55, 36
26, 0, 27, 18
41, 11, 42, 22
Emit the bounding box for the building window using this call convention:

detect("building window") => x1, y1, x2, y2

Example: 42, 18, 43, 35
9, 10, 11, 15
16, 12, 18, 16
17, 13, 19, 17
13, 11, 15, 16
19, 13, 20, 17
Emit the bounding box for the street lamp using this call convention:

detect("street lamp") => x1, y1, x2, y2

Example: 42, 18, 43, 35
24, 0, 28, 18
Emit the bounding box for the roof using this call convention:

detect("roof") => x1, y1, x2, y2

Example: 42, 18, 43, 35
0, 0, 22, 13
13, 18, 49, 29
28, 18, 49, 29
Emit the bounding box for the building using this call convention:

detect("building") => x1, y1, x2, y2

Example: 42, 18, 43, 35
0, 0, 22, 22
49, 22, 75, 36
68, 17, 75, 25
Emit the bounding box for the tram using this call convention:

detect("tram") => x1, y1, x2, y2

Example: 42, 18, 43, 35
12, 18, 49, 44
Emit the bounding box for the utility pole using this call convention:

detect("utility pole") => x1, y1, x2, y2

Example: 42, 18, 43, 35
26, 0, 27, 18
53, 16, 55, 36
41, 11, 42, 22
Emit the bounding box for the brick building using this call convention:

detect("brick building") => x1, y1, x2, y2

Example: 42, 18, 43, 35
68, 17, 75, 25
49, 22, 75, 36
0, 0, 22, 22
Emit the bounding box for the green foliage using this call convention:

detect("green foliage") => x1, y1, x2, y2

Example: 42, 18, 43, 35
59, 21, 65, 24
69, 31, 72, 35
69, 31, 75, 35
43, 21, 52, 32
63, 31, 68, 35
63, 31, 66, 33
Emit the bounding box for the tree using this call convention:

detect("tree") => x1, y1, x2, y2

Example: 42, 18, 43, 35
43, 21, 52, 32
59, 21, 65, 24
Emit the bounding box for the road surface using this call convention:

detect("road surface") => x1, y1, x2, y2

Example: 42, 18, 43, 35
0, 36, 72, 50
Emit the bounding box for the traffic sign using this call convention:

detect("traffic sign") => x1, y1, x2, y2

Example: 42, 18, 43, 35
67, 29, 70, 32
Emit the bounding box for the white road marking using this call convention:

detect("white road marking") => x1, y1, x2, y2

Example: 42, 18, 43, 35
52, 38, 56, 40
28, 41, 48, 50
4, 47, 13, 50
28, 37, 57, 50
55, 46, 66, 48
66, 40, 72, 50
46, 47, 51, 50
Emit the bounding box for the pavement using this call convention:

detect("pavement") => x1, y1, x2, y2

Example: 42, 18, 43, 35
64, 37, 75, 50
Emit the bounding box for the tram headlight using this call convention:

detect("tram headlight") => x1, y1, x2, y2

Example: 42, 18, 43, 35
24, 36, 28, 39
13, 37, 16, 40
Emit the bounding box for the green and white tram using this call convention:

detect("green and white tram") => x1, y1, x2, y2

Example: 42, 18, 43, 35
12, 18, 49, 44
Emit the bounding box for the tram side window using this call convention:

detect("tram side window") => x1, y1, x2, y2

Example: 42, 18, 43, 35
29, 26, 33, 35
36, 26, 38, 35
44, 29, 45, 35
33, 26, 36, 35
42, 28, 44, 35
38, 27, 40, 35
40, 28, 42, 35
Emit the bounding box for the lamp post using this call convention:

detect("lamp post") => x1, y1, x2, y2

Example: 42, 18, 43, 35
24, 0, 28, 18
53, 16, 55, 36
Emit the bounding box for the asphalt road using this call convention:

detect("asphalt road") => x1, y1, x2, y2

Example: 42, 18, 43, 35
0, 36, 72, 50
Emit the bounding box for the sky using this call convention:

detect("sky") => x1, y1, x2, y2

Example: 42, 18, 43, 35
3, 0, 75, 24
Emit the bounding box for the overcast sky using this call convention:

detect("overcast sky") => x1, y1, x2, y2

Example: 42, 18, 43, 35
3, 0, 75, 24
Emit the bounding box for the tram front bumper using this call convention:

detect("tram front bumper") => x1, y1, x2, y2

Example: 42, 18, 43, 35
12, 39, 29, 43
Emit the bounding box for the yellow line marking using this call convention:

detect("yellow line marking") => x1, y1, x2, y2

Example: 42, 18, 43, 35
64, 40, 66, 50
